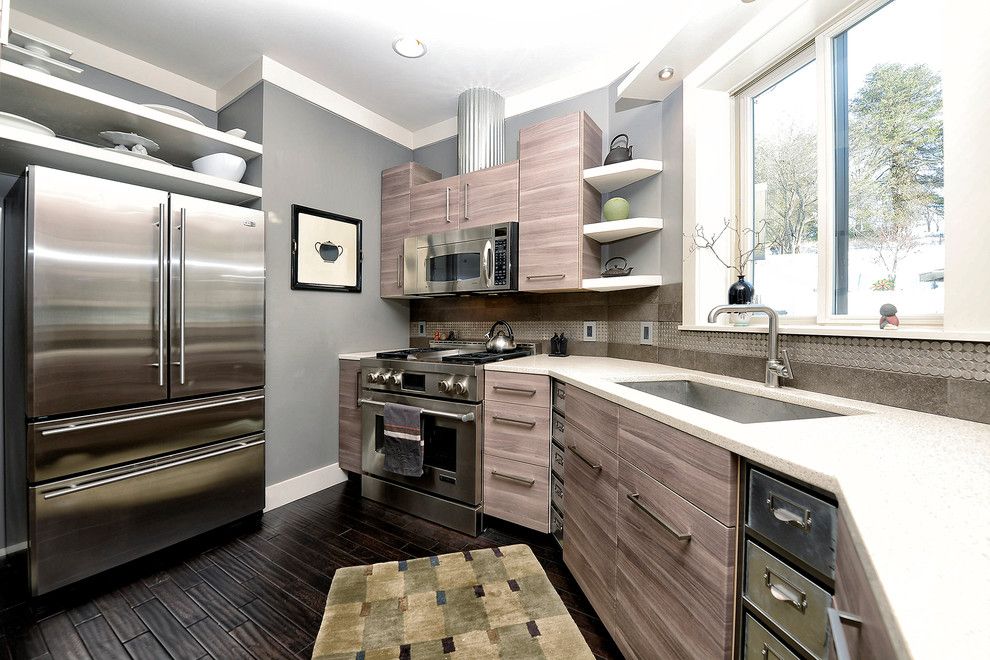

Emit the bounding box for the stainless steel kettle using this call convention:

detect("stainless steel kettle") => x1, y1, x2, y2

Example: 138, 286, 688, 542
485, 320, 516, 353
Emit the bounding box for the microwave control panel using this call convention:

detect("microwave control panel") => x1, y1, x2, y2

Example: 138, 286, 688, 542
493, 238, 508, 286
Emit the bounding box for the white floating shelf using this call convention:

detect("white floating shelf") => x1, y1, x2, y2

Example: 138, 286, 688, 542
0, 127, 262, 204
584, 217, 663, 243
0, 58, 262, 167
583, 159, 663, 193
582, 275, 663, 292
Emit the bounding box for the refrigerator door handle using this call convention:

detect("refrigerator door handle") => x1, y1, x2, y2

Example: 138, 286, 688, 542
41, 438, 265, 499
179, 207, 187, 384
157, 203, 167, 387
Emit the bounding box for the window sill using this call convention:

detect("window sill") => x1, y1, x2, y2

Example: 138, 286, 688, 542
677, 324, 990, 342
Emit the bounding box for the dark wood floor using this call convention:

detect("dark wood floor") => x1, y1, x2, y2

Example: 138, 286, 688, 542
0, 476, 621, 659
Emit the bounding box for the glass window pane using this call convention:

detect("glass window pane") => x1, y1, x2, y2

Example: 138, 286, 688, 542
751, 60, 819, 318
834, 0, 944, 317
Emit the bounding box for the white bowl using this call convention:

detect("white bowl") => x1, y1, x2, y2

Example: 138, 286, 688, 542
191, 153, 246, 182
226, 128, 247, 139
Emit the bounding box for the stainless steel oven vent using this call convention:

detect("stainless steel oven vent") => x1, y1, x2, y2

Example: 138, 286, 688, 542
457, 87, 504, 174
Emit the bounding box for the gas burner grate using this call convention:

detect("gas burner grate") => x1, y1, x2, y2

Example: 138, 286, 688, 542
442, 350, 533, 365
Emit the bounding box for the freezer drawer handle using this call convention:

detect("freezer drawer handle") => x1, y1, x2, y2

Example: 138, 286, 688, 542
40, 395, 265, 436
358, 399, 475, 422
764, 567, 808, 612
626, 493, 691, 542
827, 607, 863, 660
42, 439, 264, 500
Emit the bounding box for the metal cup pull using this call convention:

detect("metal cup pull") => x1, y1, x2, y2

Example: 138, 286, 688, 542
764, 567, 808, 612
767, 492, 812, 530
761, 644, 783, 660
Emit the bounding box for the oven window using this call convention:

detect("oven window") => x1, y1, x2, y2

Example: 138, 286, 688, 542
374, 417, 457, 473
427, 253, 481, 282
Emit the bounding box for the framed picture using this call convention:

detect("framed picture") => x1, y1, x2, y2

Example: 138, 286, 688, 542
291, 205, 362, 292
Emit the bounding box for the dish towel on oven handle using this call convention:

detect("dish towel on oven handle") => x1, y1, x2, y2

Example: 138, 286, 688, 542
383, 402, 424, 477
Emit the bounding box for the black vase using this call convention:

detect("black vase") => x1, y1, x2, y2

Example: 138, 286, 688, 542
728, 275, 754, 304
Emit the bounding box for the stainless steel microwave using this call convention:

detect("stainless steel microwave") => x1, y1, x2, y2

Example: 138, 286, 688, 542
403, 222, 518, 295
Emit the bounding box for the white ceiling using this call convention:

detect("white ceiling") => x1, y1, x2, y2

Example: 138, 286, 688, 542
13, 0, 706, 130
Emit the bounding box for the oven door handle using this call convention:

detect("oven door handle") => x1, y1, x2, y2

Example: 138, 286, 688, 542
359, 399, 475, 422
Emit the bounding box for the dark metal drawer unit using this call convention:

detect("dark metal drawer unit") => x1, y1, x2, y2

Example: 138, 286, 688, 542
551, 471, 564, 512
747, 469, 837, 580
552, 410, 565, 446
551, 503, 564, 548
743, 541, 831, 660
742, 613, 800, 660
551, 441, 565, 478
552, 380, 566, 415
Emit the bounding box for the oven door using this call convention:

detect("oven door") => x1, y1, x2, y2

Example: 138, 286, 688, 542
361, 392, 482, 506
414, 238, 494, 295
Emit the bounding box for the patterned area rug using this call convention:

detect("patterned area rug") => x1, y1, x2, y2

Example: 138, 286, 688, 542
312, 544, 595, 659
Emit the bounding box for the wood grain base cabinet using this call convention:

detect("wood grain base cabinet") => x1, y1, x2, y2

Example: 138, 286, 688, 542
337, 359, 363, 473
380, 163, 440, 298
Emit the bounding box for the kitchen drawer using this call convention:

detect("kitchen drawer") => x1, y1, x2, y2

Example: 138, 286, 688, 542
551, 471, 564, 512
744, 540, 831, 660
743, 613, 800, 660
748, 469, 837, 579
484, 399, 550, 466
551, 503, 564, 547
551, 441, 565, 477
618, 407, 737, 526
29, 435, 265, 595
568, 386, 618, 453
552, 380, 566, 414
485, 371, 550, 408
552, 410, 565, 445
483, 455, 549, 532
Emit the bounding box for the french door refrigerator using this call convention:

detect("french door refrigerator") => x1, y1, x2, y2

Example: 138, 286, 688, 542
2, 166, 266, 595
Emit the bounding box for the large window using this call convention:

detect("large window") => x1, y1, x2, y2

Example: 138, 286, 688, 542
737, 0, 944, 324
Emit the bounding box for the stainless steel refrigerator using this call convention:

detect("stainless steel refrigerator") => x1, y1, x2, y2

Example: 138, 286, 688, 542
2, 166, 266, 595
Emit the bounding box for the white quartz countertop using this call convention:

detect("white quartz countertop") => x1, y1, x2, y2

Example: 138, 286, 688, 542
338, 351, 386, 361
486, 355, 990, 660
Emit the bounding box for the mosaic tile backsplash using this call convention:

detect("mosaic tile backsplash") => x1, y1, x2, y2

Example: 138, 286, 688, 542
408, 285, 990, 423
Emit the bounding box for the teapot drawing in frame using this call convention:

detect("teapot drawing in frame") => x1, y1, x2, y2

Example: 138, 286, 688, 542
315, 240, 344, 263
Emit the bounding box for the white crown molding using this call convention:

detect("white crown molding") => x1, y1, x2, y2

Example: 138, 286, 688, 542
10, 10, 217, 109
412, 117, 458, 150
217, 58, 264, 110
264, 462, 349, 512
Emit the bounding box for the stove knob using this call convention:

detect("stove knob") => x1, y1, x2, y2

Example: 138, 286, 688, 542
388, 372, 403, 386
372, 371, 386, 384
438, 377, 454, 393
453, 379, 469, 396
367, 370, 380, 383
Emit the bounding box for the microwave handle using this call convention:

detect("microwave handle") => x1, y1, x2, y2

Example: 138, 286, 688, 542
483, 240, 494, 286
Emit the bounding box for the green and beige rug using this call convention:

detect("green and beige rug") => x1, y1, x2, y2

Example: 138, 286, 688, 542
312, 544, 595, 659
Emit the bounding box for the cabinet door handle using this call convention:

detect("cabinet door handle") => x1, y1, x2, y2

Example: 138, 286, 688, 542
397, 253, 403, 288
764, 567, 808, 612
491, 470, 535, 487
492, 415, 536, 428
492, 385, 536, 396
827, 607, 863, 660
526, 273, 565, 280
156, 203, 167, 387
445, 186, 451, 223
626, 493, 691, 541
567, 444, 601, 471
178, 207, 188, 384
464, 182, 470, 221
767, 492, 813, 530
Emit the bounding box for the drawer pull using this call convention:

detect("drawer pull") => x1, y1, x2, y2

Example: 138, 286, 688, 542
491, 470, 536, 487
492, 385, 537, 396
767, 492, 813, 530
761, 644, 784, 660
764, 567, 808, 612
627, 493, 691, 541
492, 415, 537, 428
827, 607, 863, 660
567, 445, 601, 471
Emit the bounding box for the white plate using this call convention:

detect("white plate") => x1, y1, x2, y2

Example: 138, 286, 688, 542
1, 44, 83, 78
99, 131, 160, 152
8, 29, 73, 61
143, 104, 205, 126
0, 112, 56, 137
102, 147, 170, 166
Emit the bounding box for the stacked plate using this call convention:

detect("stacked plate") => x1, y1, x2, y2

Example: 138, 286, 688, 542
4, 29, 83, 79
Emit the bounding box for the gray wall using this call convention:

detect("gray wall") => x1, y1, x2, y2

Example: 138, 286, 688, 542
659, 85, 684, 284
259, 84, 412, 486
504, 88, 609, 161
412, 136, 457, 179
218, 84, 264, 191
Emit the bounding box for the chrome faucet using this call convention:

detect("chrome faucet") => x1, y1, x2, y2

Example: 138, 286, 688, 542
707, 304, 794, 387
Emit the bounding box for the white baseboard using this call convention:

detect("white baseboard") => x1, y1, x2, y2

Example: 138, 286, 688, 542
0, 541, 27, 559
265, 463, 349, 512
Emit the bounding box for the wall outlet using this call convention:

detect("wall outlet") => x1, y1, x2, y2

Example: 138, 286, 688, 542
583, 321, 597, 342
640, 322, 653, 345
417, 320, 426, 336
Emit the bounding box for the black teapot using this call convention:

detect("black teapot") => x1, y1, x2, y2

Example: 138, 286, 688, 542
315, 241, 344, 263
604, 134, 633, 165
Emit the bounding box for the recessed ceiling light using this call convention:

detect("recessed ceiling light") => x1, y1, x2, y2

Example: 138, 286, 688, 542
392, 37, 427, 59
658, 66, 675, 81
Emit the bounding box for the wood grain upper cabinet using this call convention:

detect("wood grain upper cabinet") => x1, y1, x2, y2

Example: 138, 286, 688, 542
337, 359, 363, 473
518, 112, 602, 291
380, 163, 440, 298
410, 176, 461, 235
460, 161, 518, 226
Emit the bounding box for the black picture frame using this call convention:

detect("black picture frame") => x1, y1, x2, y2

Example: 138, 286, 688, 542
290, 204, 362, 292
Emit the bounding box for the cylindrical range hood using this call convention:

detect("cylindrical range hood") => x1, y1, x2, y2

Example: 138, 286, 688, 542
457, 87, 505, 174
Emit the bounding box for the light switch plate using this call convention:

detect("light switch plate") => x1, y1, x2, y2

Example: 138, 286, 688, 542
640, 322, 652, 345
583, 321, 597, 342
417, 320, 426, 336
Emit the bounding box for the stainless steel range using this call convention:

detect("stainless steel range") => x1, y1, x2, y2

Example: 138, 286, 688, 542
360, 341, 535, 534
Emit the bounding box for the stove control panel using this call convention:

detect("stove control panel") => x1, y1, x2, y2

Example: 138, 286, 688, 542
361, 361, 480, 401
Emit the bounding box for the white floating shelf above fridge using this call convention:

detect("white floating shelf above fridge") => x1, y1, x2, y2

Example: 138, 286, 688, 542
583, 159, 663, 193
583, 218, 663, 243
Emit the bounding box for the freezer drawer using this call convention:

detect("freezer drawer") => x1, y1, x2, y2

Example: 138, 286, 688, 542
29, 435, 265, 595
28, 390, 264, 482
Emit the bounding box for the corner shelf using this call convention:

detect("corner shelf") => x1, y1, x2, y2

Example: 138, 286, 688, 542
584, 217, 663, 243
582, 275, 663, 292
583, 159, 662, 193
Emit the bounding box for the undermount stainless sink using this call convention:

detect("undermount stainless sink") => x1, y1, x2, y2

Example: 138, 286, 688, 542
618, 380, 842, 424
